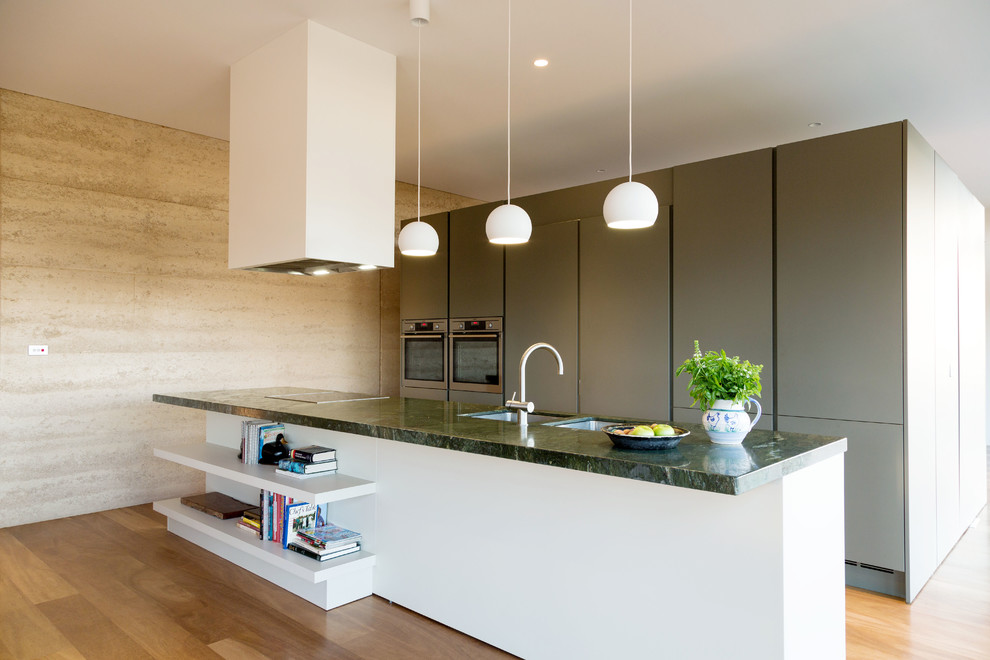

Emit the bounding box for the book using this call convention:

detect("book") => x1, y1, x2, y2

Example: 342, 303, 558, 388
286, 542, 361, 562
180, 492, 256, 519
291, 537, 359, 555
282, 502, 318, 549
289, 445, 336, 463
295, 522, 362, 550
276, 459, 338, 474
275, 468, 338, 479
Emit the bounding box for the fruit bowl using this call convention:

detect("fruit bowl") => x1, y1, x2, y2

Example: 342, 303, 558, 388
602, 423, 689, 450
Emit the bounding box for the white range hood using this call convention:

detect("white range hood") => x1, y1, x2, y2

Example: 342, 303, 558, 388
229, 21, 396, 275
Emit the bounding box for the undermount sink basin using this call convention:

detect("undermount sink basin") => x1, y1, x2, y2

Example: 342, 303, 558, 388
542, 417, 625, 431
461, 410, 571, 424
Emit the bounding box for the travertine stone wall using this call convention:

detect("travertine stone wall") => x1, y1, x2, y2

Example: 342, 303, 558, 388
0, 90, 479, 527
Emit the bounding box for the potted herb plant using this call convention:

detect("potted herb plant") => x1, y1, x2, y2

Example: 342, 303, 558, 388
674, 340, 764, 444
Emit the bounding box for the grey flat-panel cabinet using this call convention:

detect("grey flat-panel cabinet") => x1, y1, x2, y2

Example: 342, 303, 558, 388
399, 212, 448, 320
671, 149, 774, 428
578, 211, 670, 420
505, 221, 579, 414
778, 416, 906, 572
449, 202, 504, 318
776, 123, 904, 424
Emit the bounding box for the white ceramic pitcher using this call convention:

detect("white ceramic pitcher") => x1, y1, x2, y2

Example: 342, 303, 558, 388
702, 397, 762, 444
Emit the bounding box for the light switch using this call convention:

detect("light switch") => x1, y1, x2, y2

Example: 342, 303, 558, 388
28, 345, 48, 356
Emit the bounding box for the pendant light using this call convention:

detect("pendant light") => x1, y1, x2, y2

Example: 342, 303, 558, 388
603, 0, 658, 229
486, 0, 532, 245
398, 0, 440, 256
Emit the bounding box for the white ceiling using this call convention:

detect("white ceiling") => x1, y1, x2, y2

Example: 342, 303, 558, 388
1, 0, 988, 207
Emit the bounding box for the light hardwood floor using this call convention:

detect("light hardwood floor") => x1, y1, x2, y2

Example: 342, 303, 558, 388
2, 470, 987, 659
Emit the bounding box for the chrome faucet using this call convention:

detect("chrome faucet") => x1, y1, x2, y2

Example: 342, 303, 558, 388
505, 342, 564, 426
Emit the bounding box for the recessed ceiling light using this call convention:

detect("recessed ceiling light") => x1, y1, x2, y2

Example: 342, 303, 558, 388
533, 58, 549, 68
358, 264, 378, 270
597, 168, 606, 173
808, 122, 822, 128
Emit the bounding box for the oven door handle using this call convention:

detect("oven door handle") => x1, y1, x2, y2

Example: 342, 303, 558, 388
401, 334, 446, 339
449, 333, 500, 339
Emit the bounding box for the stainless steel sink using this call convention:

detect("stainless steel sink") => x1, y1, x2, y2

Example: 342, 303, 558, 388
461, 410, 571, 424
543, 417, 625, 431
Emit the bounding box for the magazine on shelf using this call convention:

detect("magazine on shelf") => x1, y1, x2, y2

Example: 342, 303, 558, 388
295, 522, 362, 550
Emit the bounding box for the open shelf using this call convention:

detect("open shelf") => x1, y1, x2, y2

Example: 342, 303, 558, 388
153, 498, 375, 583
154, 443, 376, 504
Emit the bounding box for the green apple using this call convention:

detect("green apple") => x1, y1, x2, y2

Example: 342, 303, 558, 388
630, 425, 655, 436
652, 423, 676, 436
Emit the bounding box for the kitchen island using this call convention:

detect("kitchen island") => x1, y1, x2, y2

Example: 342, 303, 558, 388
153, 387, 847, 659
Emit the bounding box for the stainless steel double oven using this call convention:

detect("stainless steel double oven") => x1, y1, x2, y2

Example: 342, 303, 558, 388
400, 319, 448, 400
448, 317, 503, 405
400, 317, 503, 404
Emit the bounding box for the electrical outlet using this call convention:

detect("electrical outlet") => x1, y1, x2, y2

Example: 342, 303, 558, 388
28, 345, 48, 356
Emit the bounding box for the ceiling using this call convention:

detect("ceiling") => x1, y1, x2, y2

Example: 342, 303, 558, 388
1, 0, 988, 208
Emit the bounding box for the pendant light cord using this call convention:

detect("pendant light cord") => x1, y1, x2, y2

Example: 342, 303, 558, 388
506, 0, 512, 205
417, 25, 422, 222
627, 0, 633, 183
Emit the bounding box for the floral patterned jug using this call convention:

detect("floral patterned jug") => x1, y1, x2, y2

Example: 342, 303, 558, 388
702, 398, 762, 444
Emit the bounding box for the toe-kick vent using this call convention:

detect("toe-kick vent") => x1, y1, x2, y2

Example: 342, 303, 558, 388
845, 560, 895, 574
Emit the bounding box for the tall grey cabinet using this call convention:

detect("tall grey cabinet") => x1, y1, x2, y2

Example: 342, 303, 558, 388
776, 121, 986, 602
449, 202, 504, 318
399, 212, 448, 320
671, 149, 774, 429
504, 221, 579, 414
578, 211, 671, 419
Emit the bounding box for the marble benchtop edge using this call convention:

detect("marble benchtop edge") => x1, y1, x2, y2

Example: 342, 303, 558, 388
152, 391, 847, 497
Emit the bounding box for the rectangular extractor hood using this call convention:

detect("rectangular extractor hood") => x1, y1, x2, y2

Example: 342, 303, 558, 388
228, 20, 396, 275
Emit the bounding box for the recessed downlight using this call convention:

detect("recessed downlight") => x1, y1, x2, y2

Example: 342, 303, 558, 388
808, 122, 822, 128
358, 264, 378, 270
310, 268, 331, 276
533, 58, 549, 68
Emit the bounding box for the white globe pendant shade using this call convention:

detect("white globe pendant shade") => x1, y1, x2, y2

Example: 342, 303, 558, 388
398, 220, 439, 256
486, 203, 532, 244
603, 180, 659, 229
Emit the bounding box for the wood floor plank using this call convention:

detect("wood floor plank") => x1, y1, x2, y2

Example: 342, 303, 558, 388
35, 594, 156, 660
0, 573, 83, 659
0, 529, 77, 604
208, 638, 272, 660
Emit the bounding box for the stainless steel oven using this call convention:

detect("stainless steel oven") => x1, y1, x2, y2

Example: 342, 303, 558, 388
400, 319, 448, 394
448, 317, 503, 395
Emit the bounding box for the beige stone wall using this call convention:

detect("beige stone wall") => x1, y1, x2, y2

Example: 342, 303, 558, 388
0, 90, 480, 527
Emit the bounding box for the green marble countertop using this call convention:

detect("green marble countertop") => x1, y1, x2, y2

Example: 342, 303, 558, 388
153, 387, 846, 496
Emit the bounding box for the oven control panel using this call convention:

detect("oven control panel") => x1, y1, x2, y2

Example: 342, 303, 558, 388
451, 318, 501, 332
402, 319, 447, 333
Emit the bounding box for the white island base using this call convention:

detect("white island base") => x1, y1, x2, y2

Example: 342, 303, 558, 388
373, 439, 845, 660
156, 412, 845, 660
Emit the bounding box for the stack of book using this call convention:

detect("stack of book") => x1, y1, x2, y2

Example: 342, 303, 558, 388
241, 420, 284, 464
275, 445, 337, 479
237, 507, 262, 536
287, 521, 362, 562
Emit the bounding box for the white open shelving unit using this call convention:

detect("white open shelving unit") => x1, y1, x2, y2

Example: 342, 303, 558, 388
153, 443, 377, 610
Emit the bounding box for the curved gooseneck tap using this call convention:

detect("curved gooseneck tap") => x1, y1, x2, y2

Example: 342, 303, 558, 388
506, 342, 564, 427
